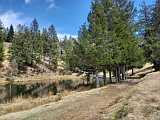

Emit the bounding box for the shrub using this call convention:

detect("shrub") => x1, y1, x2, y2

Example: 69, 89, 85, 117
5, 77, 10, 81
91, 81, 96, 88
65, 71, 72, 75
100, 81, 104, 87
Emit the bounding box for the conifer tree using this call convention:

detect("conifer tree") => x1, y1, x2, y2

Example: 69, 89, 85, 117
64, 36, 77, 71
48, 24, 60, 71
76, 0, 144, 86
36, 30, 43, 63
9, 24, 28, 68
140, 0, 160, 71
106, 0, 144, 82
30, 18, 40, 66
60, 35, 68, 51
0, 20, 4, 65
82, 0, 108, 87
77, 23, 91, 70
3, 27, 9, 42
6, 24, 14, 42
41, 28, 49, 62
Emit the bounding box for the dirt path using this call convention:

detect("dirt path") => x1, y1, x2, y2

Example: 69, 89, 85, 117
0, 83, 130, 120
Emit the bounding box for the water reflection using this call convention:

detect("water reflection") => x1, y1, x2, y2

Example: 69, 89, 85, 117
0, 80, 74, 103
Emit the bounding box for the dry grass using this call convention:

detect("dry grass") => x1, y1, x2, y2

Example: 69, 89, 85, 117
12, 73, 82, 84
0, 72, 158, 120
101, 72, 160, 120
128, 63, 153, 75
0, 89, 74, 116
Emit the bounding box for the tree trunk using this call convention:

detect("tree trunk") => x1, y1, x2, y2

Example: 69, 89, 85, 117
154, 62, 160, 71
125, 66, 128, 79
117, 67, 121, 82
48, 51, 51, 70
11, 69, 13, 77
49, 57, 51, 70
10, 84, 12, 100
95, 70, 100, 88
109, 69, 112, 84
122, 66, 126, 80
86, 73, 90, 85
103, 69, 107, 86
131, 68, 134, 76
115, 67, 119, 83
43, 54, 45, 66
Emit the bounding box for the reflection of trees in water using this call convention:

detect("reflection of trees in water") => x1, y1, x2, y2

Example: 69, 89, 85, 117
16, 84, 26, 95
59, 80, 73, 90
0, 79, 75, 103
49, 83, 57, 95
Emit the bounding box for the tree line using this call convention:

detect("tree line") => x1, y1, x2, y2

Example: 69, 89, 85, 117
0, 19, 60, 71
61, 0, 160, 87
0, 0, 159, 88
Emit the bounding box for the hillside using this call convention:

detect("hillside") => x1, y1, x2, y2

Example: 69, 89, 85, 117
0, 42, 82, 84
0, 71, 159, 120
1, 42, 11, 71
1, 42, 62, 75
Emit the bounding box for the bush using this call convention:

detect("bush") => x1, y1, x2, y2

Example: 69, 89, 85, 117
91, 81, 96, 88
59, 69, 65, 75
91, 81, 104, 88
65, 71, 72, 75
5, 77, 10, 81
100, 81, 104, 87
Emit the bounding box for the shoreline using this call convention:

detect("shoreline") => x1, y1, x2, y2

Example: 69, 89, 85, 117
0, 73, 82, 85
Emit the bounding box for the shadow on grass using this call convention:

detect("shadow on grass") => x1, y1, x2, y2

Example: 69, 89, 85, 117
130, 66, 153, 76
128, 70, 154, 79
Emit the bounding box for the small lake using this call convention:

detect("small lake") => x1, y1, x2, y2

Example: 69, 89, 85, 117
0, 80, 78, 103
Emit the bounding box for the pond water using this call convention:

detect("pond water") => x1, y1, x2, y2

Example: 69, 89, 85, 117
0, 80, 76, 103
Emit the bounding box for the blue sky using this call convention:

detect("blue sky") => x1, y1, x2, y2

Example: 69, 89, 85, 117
0, 0, 155, 40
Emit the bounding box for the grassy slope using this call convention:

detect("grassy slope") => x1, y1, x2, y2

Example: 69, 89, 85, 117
101, 72, 160, 120
0, 71, 159, 120
0, 42, 81, 84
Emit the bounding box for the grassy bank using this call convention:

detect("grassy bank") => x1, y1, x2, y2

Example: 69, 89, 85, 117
0, 90, 72, 116
0, 73, 82, 85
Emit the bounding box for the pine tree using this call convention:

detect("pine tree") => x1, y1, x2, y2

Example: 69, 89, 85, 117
105, 0, 144, 82
59, 35, 68, 61
3, 27, 9, 42
140, 0, 160, 71
0, 20, 4, 65
9, 24, 36, 68
60, 35, 68, 51
41, 28, 49, 63
83, 0, 108, 87
77, 23, 91, 71
148, 0, 160, 71
23, 27, 33, 66
48, 24, 60, 71
76, 0, 144, 85
30, 18, 40, 66
9, 24, 27, 68
64, 36, 77, 71
101, 0, 114, 84
6, 24, 14, 42
36, 30, 43, 63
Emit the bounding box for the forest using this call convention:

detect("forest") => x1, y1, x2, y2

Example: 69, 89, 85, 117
0, 0, 159, 89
